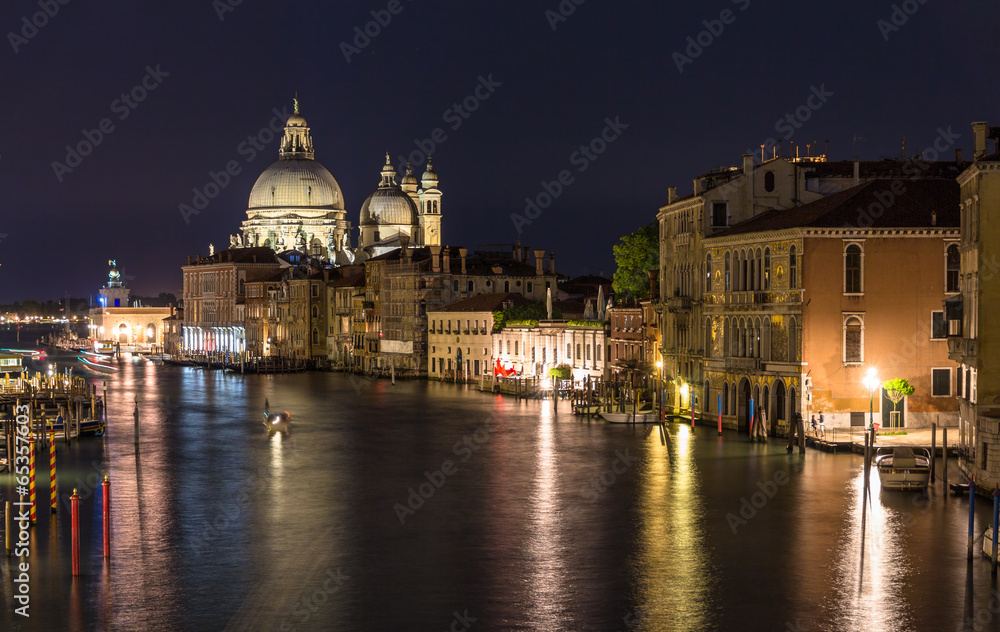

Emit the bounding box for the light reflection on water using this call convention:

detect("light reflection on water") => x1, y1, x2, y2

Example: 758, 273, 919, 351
1, 340, 1000, 630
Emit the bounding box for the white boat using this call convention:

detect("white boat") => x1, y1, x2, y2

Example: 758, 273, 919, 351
984, 527, 1000, 561
263, 411, 292, 434
601, 411, 658, 424
874, 446, 931, 491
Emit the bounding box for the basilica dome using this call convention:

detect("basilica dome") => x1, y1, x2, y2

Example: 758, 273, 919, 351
248, 159, 345, 210
360, 187, 418, 226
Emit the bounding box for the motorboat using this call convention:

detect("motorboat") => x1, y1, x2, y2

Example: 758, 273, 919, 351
601, 411, 658, 424
874, 446, 931, 491
262, 400, 291, 434
573, 404, 600, 415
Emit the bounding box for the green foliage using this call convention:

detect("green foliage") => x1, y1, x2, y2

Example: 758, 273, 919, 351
612, 221, 658, 299
506, 319, 539, 327
567, 320, 605, 328
492, 301, 561, 331
549, 364, 571, 380
881, 378, 915, 412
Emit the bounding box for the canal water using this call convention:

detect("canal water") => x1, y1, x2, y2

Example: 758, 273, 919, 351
0, 340, 997, 631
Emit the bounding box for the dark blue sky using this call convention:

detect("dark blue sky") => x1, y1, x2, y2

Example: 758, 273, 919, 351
1, 1, 997, 302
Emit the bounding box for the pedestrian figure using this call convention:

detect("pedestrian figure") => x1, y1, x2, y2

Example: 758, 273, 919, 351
810, 415, 818, 435
818, 411, 826, 439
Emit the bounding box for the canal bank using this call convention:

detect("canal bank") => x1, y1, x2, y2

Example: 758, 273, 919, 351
0, 343, 998, 631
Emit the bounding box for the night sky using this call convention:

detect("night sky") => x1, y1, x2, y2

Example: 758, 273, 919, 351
1, 1, 997, 302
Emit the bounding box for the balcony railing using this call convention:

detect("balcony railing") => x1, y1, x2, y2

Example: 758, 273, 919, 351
724, 357, 760, 371
675, 232, 692, 248
948, 336, 976, 361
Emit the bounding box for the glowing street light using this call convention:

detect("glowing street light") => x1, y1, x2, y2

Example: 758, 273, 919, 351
863, 367, 879, 431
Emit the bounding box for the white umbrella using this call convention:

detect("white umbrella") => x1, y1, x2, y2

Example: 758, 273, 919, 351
546, 287, 553, 320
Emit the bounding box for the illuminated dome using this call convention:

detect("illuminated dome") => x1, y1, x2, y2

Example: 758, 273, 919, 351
248, 160, 345, 210
240, 99, 352, 258
360, 187, 418, 226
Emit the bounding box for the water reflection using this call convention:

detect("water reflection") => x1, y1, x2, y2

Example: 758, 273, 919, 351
634, 423, 711, 630
526, 401, 569, 629
830, 469, 914, 631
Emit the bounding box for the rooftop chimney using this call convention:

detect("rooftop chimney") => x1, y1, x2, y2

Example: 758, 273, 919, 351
853, 160, 860, 186
187, 256, 191, 266
459, 247, 468, 274
430, 245, 442, 273
742, 153, 754, 175
692, 178, 702, 196
974, 121, 988, 160
533, 249, 545, 276
742, 153, 754, 212
956, 148, 964, 164
548, 252, 555, 273
668, 186, 677, 204
442, 246, 451, 274
513, 242, 522, 262
647, 269, 659, 300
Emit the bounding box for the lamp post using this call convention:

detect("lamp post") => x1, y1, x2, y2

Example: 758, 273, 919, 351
655, 360, 663, 422
863, 367, 879, 432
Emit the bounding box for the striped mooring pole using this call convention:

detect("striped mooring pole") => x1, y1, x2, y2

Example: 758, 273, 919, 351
28, 437, 36, 524
49, 434, 57, 513
102, 476, 110, 558
71, 489, 80, 576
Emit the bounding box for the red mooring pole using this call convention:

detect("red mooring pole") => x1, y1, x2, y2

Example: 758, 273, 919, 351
102, 476, 110, 558
71, 488, 80, 575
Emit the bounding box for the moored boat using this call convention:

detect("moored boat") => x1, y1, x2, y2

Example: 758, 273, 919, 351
875, 446, 931, 491
601, 411, 658, 424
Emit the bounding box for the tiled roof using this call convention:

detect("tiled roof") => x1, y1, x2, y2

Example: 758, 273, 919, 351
710, 178, 959, 237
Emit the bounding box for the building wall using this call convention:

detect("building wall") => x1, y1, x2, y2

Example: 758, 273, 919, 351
427, 311, 494, 380
803, 233, 959, 428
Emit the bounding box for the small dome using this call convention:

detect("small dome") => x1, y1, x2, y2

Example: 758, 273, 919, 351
421, 157, 439, 188
360, 188, 418, 227
401, 162, 418, 187
248, 159, 345, 210
285, 113, 308, 127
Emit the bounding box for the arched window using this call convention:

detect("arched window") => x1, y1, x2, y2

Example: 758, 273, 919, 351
705, 254, 712, 292
844, 243, 862, 293
764, 170, 775, 192
723, 382, 729, 415
739, 318, 746, 357
749, 255, 755, 291
704, 380, 711, 414
763, 247, 771, 290
763, 316, 771, 361
756, 248, 763, 290
725, 252, 731, 291
724, 318, 730, 357
844, 316, 863, 363
311, 306, 319, 318
790, 245, 798, 289
774, 379, 786, 421
947, 244, 960, 293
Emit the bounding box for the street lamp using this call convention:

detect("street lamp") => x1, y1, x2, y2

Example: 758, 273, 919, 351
863, 367, 879, 432
655, 360, 663, 420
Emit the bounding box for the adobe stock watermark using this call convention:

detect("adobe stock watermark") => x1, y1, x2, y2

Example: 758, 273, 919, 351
340, 0, 410, 64
511, 116, 628, 235
213, 0, 245, 22
725, 468, 790, 533
7, 0, 72, 54
545, 0, 587, 31
179, 104, 292, 224
443, 609, 477, 632
568, 448, 639, 517
396, 74, 502, 170
279, 567, 351, 630
877, 0, 929, 42
51, 65, 170, 183
393, 417, 500, 524
672, 0, 751, 74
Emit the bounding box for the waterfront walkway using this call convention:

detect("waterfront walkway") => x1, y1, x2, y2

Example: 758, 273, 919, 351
806, 425, 959, 454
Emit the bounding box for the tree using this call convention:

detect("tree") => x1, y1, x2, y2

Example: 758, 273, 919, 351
881, 378, 914, 428
612, 221, 658, 299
